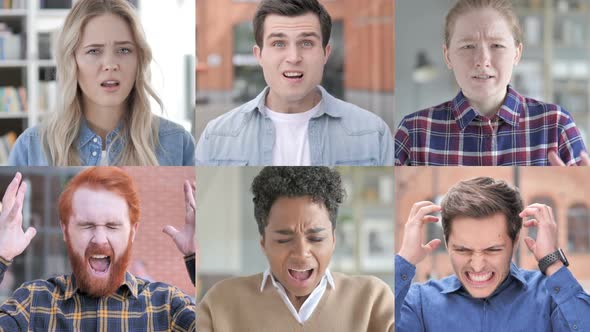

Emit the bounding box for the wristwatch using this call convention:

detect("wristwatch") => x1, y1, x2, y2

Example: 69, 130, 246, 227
538, 248, 569, 274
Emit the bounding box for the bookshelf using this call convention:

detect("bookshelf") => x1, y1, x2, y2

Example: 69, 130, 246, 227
0, 0, 71, 163
513, 0, 590, 144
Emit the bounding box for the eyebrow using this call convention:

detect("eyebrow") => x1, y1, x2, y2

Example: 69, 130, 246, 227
452, 244, 505, 250
82, 41, 135, 48
456, 36, 509, 44
76, 220, 123, 227
266, 31, 321, 40
274, 227, 327, 236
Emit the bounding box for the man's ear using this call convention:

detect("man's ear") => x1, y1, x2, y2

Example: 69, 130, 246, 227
253, 44, 262, 64
130, 221, 140, 243
323, 44, 332, 63
60, 222, 67, 242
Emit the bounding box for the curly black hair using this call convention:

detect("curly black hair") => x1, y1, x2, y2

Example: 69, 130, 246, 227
251, 167, 345, 235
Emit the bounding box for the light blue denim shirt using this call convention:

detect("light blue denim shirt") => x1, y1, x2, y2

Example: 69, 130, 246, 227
196, 86, 394, 166
8, 116, 195, 166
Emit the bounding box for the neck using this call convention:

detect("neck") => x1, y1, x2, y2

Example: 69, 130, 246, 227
287, 292, 310, 311
467, 93, 506, 118
83, 99, 125, 146
266, 88, 321, 114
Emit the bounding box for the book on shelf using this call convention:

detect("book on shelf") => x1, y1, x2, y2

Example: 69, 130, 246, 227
0, 131, 16, 165
0, 22, 21, 60
0, 0, 25, 9
0, 86, 26, 113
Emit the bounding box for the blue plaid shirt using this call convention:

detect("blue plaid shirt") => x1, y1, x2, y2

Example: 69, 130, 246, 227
0, 256, 195, 332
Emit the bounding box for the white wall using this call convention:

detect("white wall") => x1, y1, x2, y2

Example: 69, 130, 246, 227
139, 0, 195, 132
395, 0, 457, 128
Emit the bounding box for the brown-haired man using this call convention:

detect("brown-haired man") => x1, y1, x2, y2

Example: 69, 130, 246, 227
396, 177, 590, 331
196, 0, 393, 166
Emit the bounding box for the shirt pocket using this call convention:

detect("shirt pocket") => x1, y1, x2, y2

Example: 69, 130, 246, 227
334, 158, 377, 166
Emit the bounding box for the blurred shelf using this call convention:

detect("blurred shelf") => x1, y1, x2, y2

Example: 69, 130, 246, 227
0, 9, 26, 16
0, 112, 27, 118
0, 60, 27, 67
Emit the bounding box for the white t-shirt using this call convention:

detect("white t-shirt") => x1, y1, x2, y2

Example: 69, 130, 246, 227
265, 102, 321, 166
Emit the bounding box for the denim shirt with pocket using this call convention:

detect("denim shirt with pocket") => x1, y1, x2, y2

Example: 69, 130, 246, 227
196, 86, 394, 166
8, 116, 196, 166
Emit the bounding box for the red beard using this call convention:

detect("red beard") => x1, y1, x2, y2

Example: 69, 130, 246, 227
66, 234, 132, 297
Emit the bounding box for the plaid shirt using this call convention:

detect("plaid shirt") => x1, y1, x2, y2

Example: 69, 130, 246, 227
0, 256, 195, 332
395, 86, 587, 165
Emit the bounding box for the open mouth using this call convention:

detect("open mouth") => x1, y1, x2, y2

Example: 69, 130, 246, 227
100, 80, 120, 89
283, 71, 304, 80
88, 255, 111, 277
472, 74, 494, 80
464, 271, 494, 287
288, 268, 314, 282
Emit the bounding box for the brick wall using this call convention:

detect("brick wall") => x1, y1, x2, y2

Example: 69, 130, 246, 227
122, 167, 196, 297
196, 0, 394, 91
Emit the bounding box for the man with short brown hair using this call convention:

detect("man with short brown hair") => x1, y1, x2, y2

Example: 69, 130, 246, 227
396, 177, 590, 331
196, 0, 393, 166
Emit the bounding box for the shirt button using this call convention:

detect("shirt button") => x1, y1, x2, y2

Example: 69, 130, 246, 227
92, 151, 97, 157
402, 274, 408, 281
572, 324, 578, 330
93, 137, 98, 143
554, 286, 560, 293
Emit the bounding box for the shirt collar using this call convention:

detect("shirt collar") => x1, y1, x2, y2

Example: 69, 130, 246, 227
451, 85, 524, 130
244, 86, 344, 118
0, 256, 11, 267
260, 267, 335, 292
440, 262, 527, 295
64, 271, 139, 300
78, 118, 124, 149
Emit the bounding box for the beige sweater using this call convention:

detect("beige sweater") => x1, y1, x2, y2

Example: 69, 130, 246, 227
197, 272, 393, 332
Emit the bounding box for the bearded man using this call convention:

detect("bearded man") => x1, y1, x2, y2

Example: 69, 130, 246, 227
0, 167, 196, 331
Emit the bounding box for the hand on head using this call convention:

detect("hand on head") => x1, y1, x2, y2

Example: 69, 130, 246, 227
398, 201, 442, 266
162, 180, 196, 256
0, 173, 36, 262
519, 203, 558, 261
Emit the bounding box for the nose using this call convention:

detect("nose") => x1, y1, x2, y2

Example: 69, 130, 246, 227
474, 45, 491, 68
285, 45, 302, 64
469, 253, 486, 272
102, 53, 119, 72
292, 237, 311, 258
91, 228, 109, 245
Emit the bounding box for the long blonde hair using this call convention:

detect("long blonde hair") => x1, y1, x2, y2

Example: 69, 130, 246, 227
42, 0, 161, 166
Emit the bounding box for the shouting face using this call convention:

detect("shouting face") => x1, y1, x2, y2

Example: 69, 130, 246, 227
260, 196, 335, 308
447, 212, 516, 299
62, 187, 138, 297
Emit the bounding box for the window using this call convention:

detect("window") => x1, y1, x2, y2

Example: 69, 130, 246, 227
567, 203, 590, 252
527, 196, 556, 242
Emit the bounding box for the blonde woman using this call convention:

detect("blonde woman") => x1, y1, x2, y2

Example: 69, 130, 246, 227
8, 0, 195, 166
